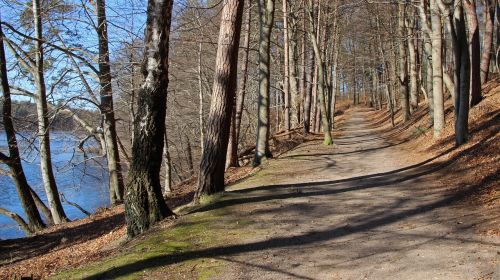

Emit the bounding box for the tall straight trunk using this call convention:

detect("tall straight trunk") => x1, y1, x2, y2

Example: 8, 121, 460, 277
198, 43, 205, 154
32, 0, 68, 224
304, 41, 314, 133
163, 131, 172, 196
331, 35, 340, 126
406, 11, 419, 113
185, 136, 194, 177
282, 0, 291, 132
307, 0, 332, 145
0, 23, 45, 233
300, 5, 307, 126
96, 0, 124, 205
376, 13, 395, 125
226, 1, 252, 169
311, 64, 318, 131
254, 0, 275, 166
464, 0, 482, 106
124, 0, 175, 238
398, 2, 410, 122
430, 0, 445, 137
287, 4, 299, 128
450, 3, 471, 145
196, 0, 244, 198
417, 2, 434, 126
480, 0, 495, 84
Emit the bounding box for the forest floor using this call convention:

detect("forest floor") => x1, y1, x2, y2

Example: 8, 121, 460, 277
1, 84, 499, 279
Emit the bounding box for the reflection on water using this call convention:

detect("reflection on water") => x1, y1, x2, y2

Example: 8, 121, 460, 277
0, 131, 109, 240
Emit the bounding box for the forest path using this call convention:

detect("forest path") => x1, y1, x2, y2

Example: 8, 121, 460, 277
215, 107, 499, 280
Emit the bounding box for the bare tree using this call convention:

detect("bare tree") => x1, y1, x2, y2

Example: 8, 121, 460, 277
430, 0, 445, 137
96, 0, 125, 205
464, 0, 482, 106
195, 0, 244, 200
480, 0, 496, 84
306, 0, 333, 145
450, 0, 470, 145
32, 0, 69, 224
254, 0, 275, 166
0, 21, 45, 234
124, 0, 175, 238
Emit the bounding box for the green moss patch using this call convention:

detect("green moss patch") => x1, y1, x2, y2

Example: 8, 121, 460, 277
50, 203, 254, 280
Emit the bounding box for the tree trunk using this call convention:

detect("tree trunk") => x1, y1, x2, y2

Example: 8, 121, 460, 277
430, 0, 445, 137
480, 0, 495, 84
33, 0, 69, 224
287, 3, 300, 128
464, 0, 482, 106
185, 135, 194, 177
406, 10, 419, 113
300, 5, 307, 127
398, 2, 411, 122
450, 3, 471, 145
304, 42, 314, 134
124, 0, 175, 238
0, 23, 46, 233
282, 0, 291, 132
307, 0, 332, 145
163, 131, 172, 196
226, 1, 252, 169
198, 42, 205, 155
96, 0, 125, 205
196, 0, 244, 199
254, 0, 275, 166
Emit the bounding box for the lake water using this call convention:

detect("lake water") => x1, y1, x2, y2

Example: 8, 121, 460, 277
0, 131, 109, 240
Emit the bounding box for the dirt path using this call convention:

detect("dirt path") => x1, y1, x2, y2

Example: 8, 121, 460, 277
213, 108, 499, 279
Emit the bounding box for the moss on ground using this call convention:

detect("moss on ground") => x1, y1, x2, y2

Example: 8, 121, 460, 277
50, 199, 254, 280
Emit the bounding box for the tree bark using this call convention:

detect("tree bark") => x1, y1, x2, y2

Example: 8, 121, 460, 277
480, 0, 495, 84
282, 0, 291, 132
398, 2, 411, 122
464, 0, 482, 106
450, 2, 470, 145
430, 0, 445, 137
287, 2, 300, 128
33, 0, 69, 224
96, 0, 125, 205
406, 10, 419, 113
163, 131, 172, 196
307, 0, 333, 145
226, 1, 252, 169
196, 0, 244, 199
124, 0, 175, 238
254, 0, 275, 166
0, 22, 45, 233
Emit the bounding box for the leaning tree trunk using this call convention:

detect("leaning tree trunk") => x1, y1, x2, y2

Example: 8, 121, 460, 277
480, 0, 495, 84
195, 0, 244, 199
124, 0, 175, 238
450, 2, 470, 146
254, 0, 275, 166
464, 0, 482, 106
226, 1, 252, 169
33, 0, 68, 224
430, 0, 445, 138
307, 0, 332, 145
96, 0, 125, 205
0, 23, 46, 233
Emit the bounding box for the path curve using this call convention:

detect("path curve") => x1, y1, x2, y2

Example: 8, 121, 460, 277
219, 108, 499, 280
